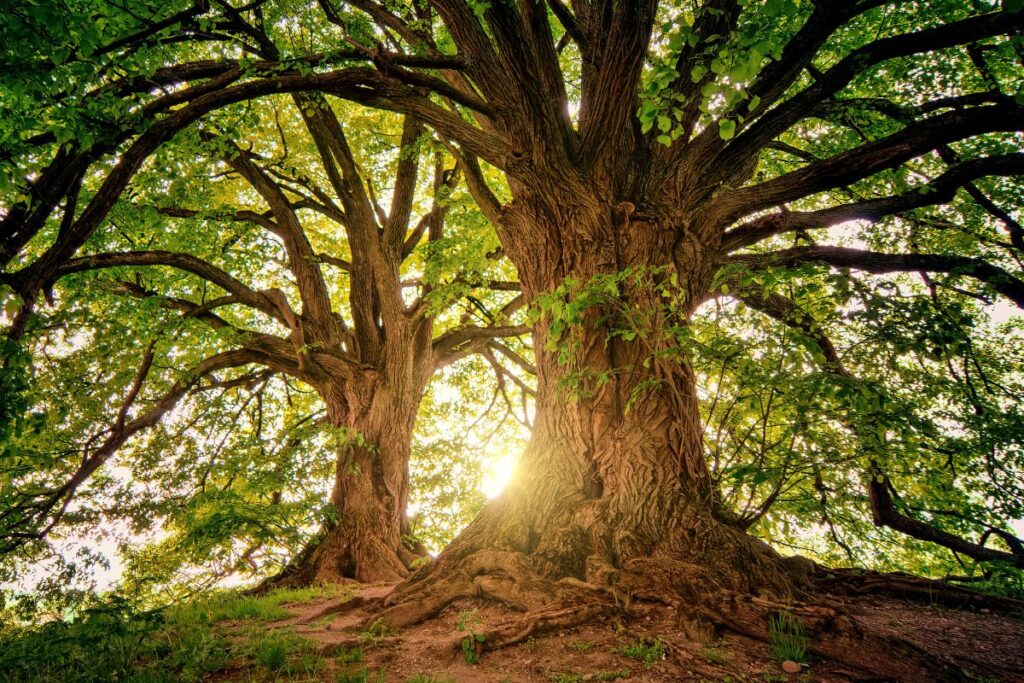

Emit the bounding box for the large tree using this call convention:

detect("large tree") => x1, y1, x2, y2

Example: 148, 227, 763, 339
1, 88, 525, 583
2, 0, 1024, 627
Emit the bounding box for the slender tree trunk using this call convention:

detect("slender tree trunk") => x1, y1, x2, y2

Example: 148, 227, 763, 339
273, 377, 428, 586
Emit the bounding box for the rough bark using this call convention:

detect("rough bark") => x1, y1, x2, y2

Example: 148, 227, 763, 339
375, 192, 797, 626
275, 378, 429, 585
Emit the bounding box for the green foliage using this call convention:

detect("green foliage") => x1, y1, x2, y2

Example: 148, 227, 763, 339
455, 607, 486, 664
0, 595, 230, 683
699, 646, 731, 666
360, 619, 399, 641
612, 638, 667, 667
248, 628, 313, 671
549, 674, 583, 683
337, 667, 386, 683
406, 675, 454, 683
338, 645, 364, 664
767, 612, 809, 664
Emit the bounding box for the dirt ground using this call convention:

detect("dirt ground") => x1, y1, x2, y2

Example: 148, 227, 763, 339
215, 582, 1024, 683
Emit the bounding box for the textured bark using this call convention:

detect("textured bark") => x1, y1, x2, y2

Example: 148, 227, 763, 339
377, 190, 795, 625
272, 308, 437, 585
278, 381, 427, 585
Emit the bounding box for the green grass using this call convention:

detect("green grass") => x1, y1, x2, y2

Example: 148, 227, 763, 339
406, 675, 455, 683
337, 667, 386, 683
548, 673, 583, 683
0, 597, 231, 683
570, 639, 596, 652
359, 619, 399, 640
595, 670, 631, 681
337, 645, 364, 664
767, 611, 809, 664
611, 638, 666, 667
249, 629, 313, 671
0, 587, 345, 683
166, 585, 346, 626
699, 645, 731, 665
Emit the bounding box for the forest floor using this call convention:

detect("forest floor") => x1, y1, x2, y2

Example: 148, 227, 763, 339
208, 581, 1024, 683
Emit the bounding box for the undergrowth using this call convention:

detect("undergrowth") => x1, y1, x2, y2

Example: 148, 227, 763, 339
0, 586, 342, 682
612, 637, 666, 667
767, 610, 809, 663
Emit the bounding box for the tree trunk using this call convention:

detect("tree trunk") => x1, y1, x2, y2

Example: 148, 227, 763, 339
272, 377, 428, 586
380, 196, 796, 622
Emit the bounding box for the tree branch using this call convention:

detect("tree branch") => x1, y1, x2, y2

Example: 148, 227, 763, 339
727, 246, 1024, 308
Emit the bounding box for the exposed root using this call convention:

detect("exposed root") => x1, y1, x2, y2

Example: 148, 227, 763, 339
367, 548, 608, 630
694, 590, 983, 682
346, 536, 1018, 681
816, 567, 1024, 613
475, 602, 609, 652
299, 595, 376, 624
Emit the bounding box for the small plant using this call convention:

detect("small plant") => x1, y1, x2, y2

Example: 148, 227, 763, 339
456, 608, 480, 631
548, 673, 583, 683
699, 645, 730, 665
570, 639, 596, 652
337, 666, 386, 683
338, 645, 364, 664
297, 650, 326, 676
249, 629, 311, 671
611, 637, 666, 667
460, 632, 486, 664
407, 675, 455, 683
595, 670, 631, 681
360, 619, 399, 641
767, 611, 809, 664
455, 608, 486, 664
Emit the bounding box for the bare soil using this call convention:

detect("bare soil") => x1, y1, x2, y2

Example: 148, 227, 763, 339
214, 581, 1024, 683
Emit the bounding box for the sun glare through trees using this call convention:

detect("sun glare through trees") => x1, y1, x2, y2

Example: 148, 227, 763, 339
2, 0, 1024, 681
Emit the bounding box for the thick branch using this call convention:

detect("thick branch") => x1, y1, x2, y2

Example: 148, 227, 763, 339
720, 104, 1024, 222
51, 250, 291, 323
728, 246, 1024, 308
721, 153, 1024, 251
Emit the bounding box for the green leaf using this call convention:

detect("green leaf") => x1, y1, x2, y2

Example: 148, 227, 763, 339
718, 119, 736, 140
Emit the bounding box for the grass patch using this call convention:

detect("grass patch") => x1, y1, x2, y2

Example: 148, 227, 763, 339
337, 667, 386, 683
337, 645, 364, 664
167, 585, 347, 626
248, 628, 315, 671
359, 619, 399, 641
767, 611, 809, 664
595, 670, 631, 681
611, 637, 666, 667
548, 673, 583, 683
0, 597, 232, 683
570, 639, 596, 652
406, 675, 455, 683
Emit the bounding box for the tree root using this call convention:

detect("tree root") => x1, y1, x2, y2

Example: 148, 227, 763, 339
816, 567, 1024, 613
695, 590, 988, 682
366, 548, 604, 629
476, 602, 609, 652
347, 545, 1016, 681
299, 594, 376, 624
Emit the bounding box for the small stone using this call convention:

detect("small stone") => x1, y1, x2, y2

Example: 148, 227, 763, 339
782, 660, 801, 674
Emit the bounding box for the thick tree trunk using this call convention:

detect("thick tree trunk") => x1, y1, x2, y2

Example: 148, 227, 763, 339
379, 196, 795, 623
427, 321, 788, 595
272, 378, 429, 586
